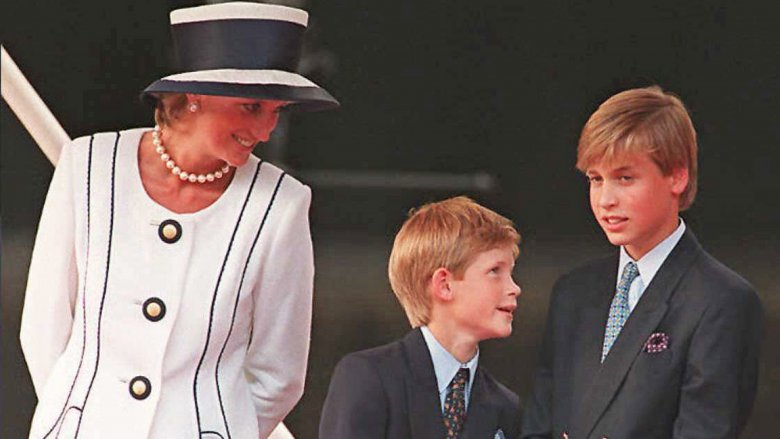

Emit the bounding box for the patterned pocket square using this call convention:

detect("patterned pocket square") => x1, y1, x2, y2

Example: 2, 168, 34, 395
644, 331, 670, 353
494, 428, 506, 439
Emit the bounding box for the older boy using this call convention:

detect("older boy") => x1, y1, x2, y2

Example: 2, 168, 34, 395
320, 196, 522, 439
522, 86, 763, 439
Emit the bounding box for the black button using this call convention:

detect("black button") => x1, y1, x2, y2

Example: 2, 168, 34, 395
142, 297, 166, 322
158, 219, 182, 244
129, 376, 151, 400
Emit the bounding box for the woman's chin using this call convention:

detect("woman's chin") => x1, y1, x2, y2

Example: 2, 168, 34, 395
226, 154, 250, 168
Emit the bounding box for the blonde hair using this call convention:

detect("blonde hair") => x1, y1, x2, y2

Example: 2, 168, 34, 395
388, 196, 520, 327
577, 86, 698, 210
151, 93, 188, 127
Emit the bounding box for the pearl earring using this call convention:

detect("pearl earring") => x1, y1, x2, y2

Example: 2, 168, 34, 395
189, 102, 200, 112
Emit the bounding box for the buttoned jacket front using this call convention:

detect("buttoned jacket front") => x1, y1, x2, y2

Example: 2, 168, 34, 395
21, 128, 314, 439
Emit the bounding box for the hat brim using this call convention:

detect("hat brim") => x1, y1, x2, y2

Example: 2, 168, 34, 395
142, 69, 339, 112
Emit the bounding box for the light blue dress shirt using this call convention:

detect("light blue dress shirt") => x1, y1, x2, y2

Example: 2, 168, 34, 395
420, 326, 479, 411
619, 219, 686, 312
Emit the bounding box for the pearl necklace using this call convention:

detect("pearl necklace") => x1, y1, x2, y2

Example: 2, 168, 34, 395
152, 125, 231, 184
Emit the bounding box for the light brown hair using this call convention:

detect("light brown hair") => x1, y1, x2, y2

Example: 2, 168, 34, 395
388, 196, 520, 327
577, 86, 698, 210
151, 93, 188, 127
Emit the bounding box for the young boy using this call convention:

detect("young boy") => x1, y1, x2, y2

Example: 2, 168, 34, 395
319, 196, 522, 439
522, 86, 763, 439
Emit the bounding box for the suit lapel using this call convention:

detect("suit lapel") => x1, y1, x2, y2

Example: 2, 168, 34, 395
570, 258, 617, 406
461, 367, 501, 439
570, 230, 702, 438
403, 329, 448, 439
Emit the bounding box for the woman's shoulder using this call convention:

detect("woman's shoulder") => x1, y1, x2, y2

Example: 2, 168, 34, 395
256, 160, 311, 200
67, 128, 147, 155
56, 130, 130, 172
70, 127, 147, 143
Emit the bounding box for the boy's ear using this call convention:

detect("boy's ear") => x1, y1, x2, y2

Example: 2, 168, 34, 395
430, 267, 454, 302
670, 167, 689, 196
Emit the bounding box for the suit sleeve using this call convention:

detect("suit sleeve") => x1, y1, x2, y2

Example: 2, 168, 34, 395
521, 278, 561, 439
672, 284, 763, 438
20, 142, 78, 397
319, 354, 389, 438
244, 184, 314, 439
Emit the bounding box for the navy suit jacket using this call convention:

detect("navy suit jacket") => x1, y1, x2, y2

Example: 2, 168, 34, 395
522, 229, 763, 439
320, 328, 521, 438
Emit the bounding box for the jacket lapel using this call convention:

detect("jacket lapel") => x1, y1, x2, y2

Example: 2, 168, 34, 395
461, 367, 501, 439
570, 258, 617, 407
570, 229, 702, 438
403, 329, 449, 439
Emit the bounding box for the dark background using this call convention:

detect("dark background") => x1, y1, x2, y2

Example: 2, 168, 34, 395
2, 1, 778, 437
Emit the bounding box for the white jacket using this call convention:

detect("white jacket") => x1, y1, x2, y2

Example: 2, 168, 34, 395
21, 128, 314, 439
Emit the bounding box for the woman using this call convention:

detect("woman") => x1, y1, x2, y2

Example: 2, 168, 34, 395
20, 3, 338, 438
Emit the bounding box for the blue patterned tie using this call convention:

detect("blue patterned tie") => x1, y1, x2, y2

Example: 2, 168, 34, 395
601, 261, 639, 362
444, 368, 469, 438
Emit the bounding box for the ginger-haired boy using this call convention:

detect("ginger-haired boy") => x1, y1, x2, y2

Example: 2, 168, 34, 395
320, 196, 522, 439
522, 86, 763, 439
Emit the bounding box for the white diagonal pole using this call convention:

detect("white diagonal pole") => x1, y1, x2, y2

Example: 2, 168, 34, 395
1, 45, 69, 164
1, 45, 296, 439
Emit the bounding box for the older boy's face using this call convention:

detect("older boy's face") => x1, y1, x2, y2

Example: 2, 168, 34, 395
449, 246, 520, 341
586, 152, 687, 260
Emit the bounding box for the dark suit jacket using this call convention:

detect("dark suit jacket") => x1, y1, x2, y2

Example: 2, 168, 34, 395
522, 229, 763, 439
319, 328, 521, 438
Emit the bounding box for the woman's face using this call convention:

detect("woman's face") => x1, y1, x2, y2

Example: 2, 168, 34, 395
186, 95, 288, 167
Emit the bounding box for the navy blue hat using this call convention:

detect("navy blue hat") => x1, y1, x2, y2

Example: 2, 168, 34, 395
142, 2, 339, 112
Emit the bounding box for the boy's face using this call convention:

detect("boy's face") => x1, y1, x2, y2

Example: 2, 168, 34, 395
586, 152, 687, 260
448, 245, 520, 341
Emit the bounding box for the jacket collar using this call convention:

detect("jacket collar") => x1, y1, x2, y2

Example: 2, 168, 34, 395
403, 328, 449, 438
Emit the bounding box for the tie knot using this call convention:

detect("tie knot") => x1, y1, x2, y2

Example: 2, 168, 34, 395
619, 262, 639, 290
450, 368, 470, 390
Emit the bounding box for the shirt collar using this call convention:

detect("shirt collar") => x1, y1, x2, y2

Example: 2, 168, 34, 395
420, 326, 479, 395
619, 218, 686, 287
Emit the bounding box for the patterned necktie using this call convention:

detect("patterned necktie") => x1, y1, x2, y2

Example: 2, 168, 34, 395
443, 367, 469, 438
601, 261, 639, 362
